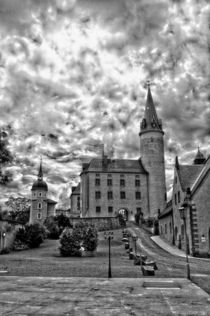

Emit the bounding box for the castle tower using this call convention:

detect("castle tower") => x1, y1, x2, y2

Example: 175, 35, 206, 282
30, 158, 48, 223
139, 83, 166, 218
193, 147, 206, 165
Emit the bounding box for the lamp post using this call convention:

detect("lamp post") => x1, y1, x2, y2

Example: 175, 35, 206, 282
104, 231, 114, 278
179, 206, 190, 280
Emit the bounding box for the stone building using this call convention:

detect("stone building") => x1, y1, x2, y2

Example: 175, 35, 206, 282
71, 85, 167, 221
30, 160, 57, 224
159, 148, 210, 256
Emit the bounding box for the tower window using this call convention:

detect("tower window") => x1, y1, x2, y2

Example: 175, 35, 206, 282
107, 179, 112, 186
37, 212, 42, 219
135, 179, 140, 187
178, 191, 180, 203
120, 191, 126, 199
120, 179, 125, 187
174, 194, 177, 205
95, 178, 100, 186
77, 197, 80, 210
96, 206, 101, 213
135, 175, 140, 178
33, 192, 36, 197
95, 191, 101, 199
108, 174, 112, 177
120, 174, 124, 178
108, 206, 113, 213
39, 192, 42, 197
135, 192, 141, 200
38, 202, 42, 209
107, 191, 113, 199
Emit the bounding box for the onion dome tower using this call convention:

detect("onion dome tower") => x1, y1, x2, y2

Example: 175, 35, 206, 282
193, 147, 206, 165
139, 82, 166, 218
30, 158, 48, 223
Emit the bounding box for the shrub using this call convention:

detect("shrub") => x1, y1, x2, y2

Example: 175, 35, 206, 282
59, 228, 82, 257
82, 226, 98, 252
0, 247, 10, 255
24, 223, 47, 248
55, 214, 72, 230
44, 217, 60, 239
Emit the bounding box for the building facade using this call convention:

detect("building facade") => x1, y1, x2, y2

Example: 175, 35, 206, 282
71, 85, 166, 221
30, 160, 57, 224
159, 149, 210, 256
70, 183, 80, 217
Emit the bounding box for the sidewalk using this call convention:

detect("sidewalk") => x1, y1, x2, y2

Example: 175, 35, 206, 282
151, 235, 210, 261
0, 276, 209, 315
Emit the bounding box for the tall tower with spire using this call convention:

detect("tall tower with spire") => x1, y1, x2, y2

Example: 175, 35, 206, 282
30, 158, 49, 224
139, 83, 166, 218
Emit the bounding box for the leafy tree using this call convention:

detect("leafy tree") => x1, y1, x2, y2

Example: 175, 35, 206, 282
0, 127, 13, 185
59, 228, 82, 257
44, 216, 60, 239
4, 197, 30, 224
54, 213, 72, 230
82, 226, 98, 252
25, 223, 47, 248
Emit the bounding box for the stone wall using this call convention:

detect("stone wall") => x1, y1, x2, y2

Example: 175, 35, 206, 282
70, 217, 121, 231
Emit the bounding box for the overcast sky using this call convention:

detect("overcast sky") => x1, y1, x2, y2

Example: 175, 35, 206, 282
0, 0, 209, 208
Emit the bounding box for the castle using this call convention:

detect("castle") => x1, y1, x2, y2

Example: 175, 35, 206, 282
71, 84, 167, 221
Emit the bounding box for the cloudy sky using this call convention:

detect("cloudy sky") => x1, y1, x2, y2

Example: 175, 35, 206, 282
0, 0, 209, 208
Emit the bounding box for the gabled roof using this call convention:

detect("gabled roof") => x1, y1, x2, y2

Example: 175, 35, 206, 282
158, 200, 173, 219
178, 165, 203, 191
81, 158, 148, 174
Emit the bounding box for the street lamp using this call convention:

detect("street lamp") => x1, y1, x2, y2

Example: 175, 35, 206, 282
179, 206, 190, 280
104, 231, 114, 278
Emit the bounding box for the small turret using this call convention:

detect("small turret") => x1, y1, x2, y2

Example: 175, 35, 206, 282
193, 147, 206, 165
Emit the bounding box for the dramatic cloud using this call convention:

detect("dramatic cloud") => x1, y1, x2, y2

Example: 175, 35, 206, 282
0, 0, 209, 206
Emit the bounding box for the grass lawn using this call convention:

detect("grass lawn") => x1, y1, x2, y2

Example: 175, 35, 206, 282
0, 229, 141, 278
1, 227, 210, 295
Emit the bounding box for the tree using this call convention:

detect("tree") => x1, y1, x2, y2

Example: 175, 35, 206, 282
24, 223, 47, 248
0, 127, 13, 185
5, 197, 30, 224
82, 226, 98, 252
44, 216, 60, 239
59, 228, 82, 257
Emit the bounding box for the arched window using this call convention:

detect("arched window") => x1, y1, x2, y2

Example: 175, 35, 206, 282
38, 202, 42, 209
39, 192, 42, 197
37, 212, 42, 219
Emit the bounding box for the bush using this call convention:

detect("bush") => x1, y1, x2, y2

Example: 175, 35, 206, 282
25, 223, 47, 248
59, 228, 82, 257
82, 226, 98, 252
55, 214, 72, 230
44, 217, 60, 239
0, 247, 10, 255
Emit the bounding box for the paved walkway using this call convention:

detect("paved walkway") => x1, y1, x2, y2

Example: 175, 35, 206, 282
0, 276, 209, 315
151, 236, 210, 261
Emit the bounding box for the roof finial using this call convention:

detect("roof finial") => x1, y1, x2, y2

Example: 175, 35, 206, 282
38, 156, 43, 180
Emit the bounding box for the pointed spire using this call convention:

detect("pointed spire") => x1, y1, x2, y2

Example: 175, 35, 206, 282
38, 157, 43, 180
140, 81, 163, 135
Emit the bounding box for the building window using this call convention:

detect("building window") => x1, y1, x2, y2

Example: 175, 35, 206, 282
96, 173, 100, 177
95, 191, 101, 199
37, 212, 42, 219
108, 174, 112, 177
135, 191, 141, 200
39, 192, 42, 197
95, 178, 100, 186
107, 191, 113, 199
178, 191, 180, 203
120, 179, 125, 186
135, 179, 140, 187
33, 192, 36, 197
107, 179, 112, 186
135, 175, 140, 178
165, 224, 167, 234
96, 206, 101, 213
108, 206, 113, 213
174, 193, 177, 205
165, 193, 167, 201
120, 174, 124, 178
120, 191, 126, 199
38, 202, 42, 209
161, 226, 163, 234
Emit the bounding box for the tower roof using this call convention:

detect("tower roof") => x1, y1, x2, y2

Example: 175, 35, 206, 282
31, 158, 48, 191
193, 147, 206, 165
140, 82, 163, 135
